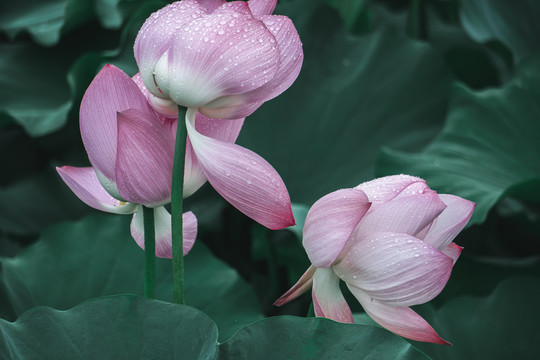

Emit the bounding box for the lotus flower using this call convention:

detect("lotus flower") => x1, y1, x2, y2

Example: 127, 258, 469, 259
57, 65, 198, 258
134, 0, 303, 119
275, 175, 475, 344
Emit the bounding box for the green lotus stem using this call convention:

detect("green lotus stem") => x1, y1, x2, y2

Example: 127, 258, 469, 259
172, 106, 188, 304
143, 206, 155, 299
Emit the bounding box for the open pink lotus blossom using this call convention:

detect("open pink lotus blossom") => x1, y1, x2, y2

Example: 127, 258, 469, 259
134, 0, 303, 119
275, 175, 475, 344
56, 65, 198, 258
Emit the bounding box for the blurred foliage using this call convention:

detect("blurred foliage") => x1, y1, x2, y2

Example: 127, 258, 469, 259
1, 0, 540, 358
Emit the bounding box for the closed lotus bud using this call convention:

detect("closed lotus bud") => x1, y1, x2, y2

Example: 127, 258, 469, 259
134, 0, 303, 119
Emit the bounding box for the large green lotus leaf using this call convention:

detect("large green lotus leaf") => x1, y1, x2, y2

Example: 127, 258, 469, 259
412, 276, 540, 360
0, 0, 93, 46
460, 0, 540, 62
0, 43, 73, 136
0, 295, 431, 359
0, 167, 91, 237
0, 0, 150, 46
218, 316, 430, 360
0, 295, 219, 360
0, 213, 262, 340
377, 54, 540, 225
239, 4, 452, 207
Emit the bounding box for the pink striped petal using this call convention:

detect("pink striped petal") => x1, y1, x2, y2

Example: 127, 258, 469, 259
312, 268, 353, 323
184, 112, 245, 197
335, 232, 453, 307
423, 194, 475, 251
441, 242, 463, 265
248, 0, 277, 15
348, 285, 449, 345
355, 175, 426, 204
159, 10, 280, 113
303, 188, 371, 268
134, 0, 207, 98
56, 166, 137, 214
200, 98, 264, 119
80, 65, 153, 191
116, 109, 174, 207
186, 108, 294, 229
131, 206, 197, 258
356, 190, 447, 237
274, 266, 316, 306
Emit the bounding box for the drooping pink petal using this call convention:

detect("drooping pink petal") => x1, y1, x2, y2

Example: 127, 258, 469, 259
134, 0, 207, 98
185, 108, 294, 229
334, 232, 453, 307
355, 174, 426, 204
355, 190, 447, 237
423, 194, 475, 251
56, 166, 138, 214
312, 268, 354, 323
302, 188, 371, 268
348, 285, 450, 345
441, 242, 463, 265
196, 112, 245, 142
116, 109, 174, 207
201, 97, 264, 119
80, 65, 153, 191
248, 0, 277, 15
245, 15, 303, 103
274, 266, 316, 306
184, 112, 245, 197
131, 206, 197, 258
160, 10, 280, 113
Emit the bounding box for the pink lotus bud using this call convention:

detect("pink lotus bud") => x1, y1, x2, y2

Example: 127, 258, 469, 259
134, 0, 303, 119
275, 175, 476, 344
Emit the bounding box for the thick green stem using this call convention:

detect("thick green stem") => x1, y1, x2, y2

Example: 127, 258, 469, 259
143, 206, 156, 298
172, 106, 188, 304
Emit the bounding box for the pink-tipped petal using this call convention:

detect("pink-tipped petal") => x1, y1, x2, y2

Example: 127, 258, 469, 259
134, 0, 207, 98
312, 268, 354, 323
80, 65, 153, 186
248, 0, 277, 15
441, 242, 463, 265
303, 188, 371, 268
160, 11, 280, 112
274, 266, 316, 306
186, 108, 294, 229
246, 15, 303, 103
335, 232, 453, 307
356, 190, 447, 237
56, 166, 138, 214
116, 109, 174, 207
131, 206, 197, 258
348, 285, 450, 345
423, 194, 475, 251
355, 175, 426, 204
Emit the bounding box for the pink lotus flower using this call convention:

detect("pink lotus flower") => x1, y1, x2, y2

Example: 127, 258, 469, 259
134, 0, 303, 119
59, 63, 293, 243
56, 65, 199, 258
275, 175, 475, 344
